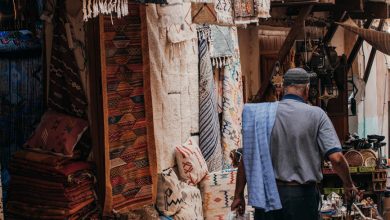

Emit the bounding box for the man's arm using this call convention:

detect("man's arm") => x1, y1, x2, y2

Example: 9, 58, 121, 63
231, 159, 247, 215
328, 152, 358, 200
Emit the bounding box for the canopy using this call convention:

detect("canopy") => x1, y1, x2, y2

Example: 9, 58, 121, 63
337, 19, 390, 55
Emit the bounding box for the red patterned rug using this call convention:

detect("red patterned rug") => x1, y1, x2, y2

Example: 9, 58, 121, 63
103, 4, 152, 211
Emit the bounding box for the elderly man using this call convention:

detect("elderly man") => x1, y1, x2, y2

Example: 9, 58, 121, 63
231, 68, 357, 220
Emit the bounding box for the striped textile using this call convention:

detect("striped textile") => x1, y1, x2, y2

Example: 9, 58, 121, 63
198, 27, 223, 172
337, 18, 390, 56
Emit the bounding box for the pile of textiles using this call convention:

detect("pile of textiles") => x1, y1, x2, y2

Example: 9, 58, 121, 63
6, 150, 99, 219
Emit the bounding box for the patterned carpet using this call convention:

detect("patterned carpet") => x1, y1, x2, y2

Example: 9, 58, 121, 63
103, 4, 153, 211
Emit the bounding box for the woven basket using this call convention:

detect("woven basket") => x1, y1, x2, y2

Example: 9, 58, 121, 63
360, 149, 377, 161
344, 150, 364, 167
364, 157, 377, 167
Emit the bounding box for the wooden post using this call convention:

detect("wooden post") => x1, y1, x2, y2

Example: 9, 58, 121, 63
346, 18, 374, 73
323, 10, 347, 45
254, 5, 313, 102
363, 19, 385, 83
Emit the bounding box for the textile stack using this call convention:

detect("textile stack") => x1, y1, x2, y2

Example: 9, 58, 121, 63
6, 150, 98, 219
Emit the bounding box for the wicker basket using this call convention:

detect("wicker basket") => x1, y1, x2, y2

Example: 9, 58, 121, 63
344, 150, 364, 167
360, 149, 377, 167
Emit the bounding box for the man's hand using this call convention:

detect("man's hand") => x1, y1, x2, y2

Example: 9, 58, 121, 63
231, 195, 246, 216
343, 185, 360, 202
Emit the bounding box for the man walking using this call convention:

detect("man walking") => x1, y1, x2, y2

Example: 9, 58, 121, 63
231, 68, 357, 220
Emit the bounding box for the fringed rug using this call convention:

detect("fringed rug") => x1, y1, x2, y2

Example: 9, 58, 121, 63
198, 26, 223, 172
103, 3, 153, 212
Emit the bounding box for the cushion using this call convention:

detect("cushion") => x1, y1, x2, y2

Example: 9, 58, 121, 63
156, 168, 184, 216
24, 110, 88, 157
199, 169, 252, 219
175, 137, 208, 185
174, 182, 203, 220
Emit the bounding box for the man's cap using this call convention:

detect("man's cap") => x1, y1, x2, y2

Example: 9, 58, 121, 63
283, 68, 310, 86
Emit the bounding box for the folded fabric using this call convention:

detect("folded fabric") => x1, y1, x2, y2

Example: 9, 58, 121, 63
176, 137, 208, 185
242, 103, 281, 211
12, 150, 71, 167
9, 188, 94, 203
9, 193, 95, 208
7, 198, 94, 216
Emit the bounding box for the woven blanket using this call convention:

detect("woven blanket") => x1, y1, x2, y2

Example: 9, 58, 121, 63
198, 27, 223, 172
243, 103, 281, 211
103, 4, 153, 212
48, 1, 87, 118
221, 58, 243, 169
208, 25, 235, 67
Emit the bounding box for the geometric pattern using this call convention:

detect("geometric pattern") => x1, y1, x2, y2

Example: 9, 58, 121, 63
103, 3, 152, 211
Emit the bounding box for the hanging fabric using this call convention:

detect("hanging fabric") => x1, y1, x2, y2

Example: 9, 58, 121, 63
198, 26, 223, 172
82, 0, 129, 22
209, 25, 235, 67
48, 1, 88, 118
191, 0, 234, 26
337, 18, 390, 56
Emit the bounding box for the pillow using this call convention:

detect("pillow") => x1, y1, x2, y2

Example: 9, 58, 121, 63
174, 182, 203, 220
175, 137, 208, 185
156, 168, 184, 216
24, 110, 88, 157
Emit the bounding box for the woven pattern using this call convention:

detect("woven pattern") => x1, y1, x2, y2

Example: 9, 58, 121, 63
48, 1, 87, 118
199, 169, 238, 219
198, 28, 223, 172
192, 0, 234, 26
176, 137, 208, 185
344, 150, 364, 167
103, 4, 152, 211
174, 183, 203, 220
221, 59, 244, 169
156, 168, 183, 216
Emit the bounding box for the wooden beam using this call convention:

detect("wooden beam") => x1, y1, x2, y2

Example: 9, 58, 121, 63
363, 19, 385, 83
323, 10, 347, 44
366, 2, 390, 19
255, 5, 313, 102
271, 0, 319, 7
335, 0, 364, 12
346, 18, 374, 73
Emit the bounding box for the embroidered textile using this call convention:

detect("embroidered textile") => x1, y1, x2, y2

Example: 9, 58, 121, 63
191, 0, 234, 26
48, 1, 87, 118
233, 0, 257, 25
175, 137, 208, 185
156, 168, 183, 216
221, 58, 243, 169
198, 28, 223, 172
199, 169, 252, 219
103, 5, 153, 212
243, 103, 281, 211
174, 183, 203, 220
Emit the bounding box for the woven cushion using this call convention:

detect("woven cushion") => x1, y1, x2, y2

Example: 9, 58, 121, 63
199, 168, 238, 219
176, 137, 208, 185
156, 168, 184, 216
24, 110, 88, 157
174, 183, 203, 220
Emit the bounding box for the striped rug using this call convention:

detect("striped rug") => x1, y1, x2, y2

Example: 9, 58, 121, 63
198, 27, 223, 172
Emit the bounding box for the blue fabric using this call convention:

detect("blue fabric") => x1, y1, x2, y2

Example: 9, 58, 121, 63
282, 94, 305, 103
324, 147, 342, 160
243, 102, 282, 212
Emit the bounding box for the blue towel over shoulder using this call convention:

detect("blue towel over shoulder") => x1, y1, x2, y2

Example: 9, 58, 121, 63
242, 102, 282, 211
